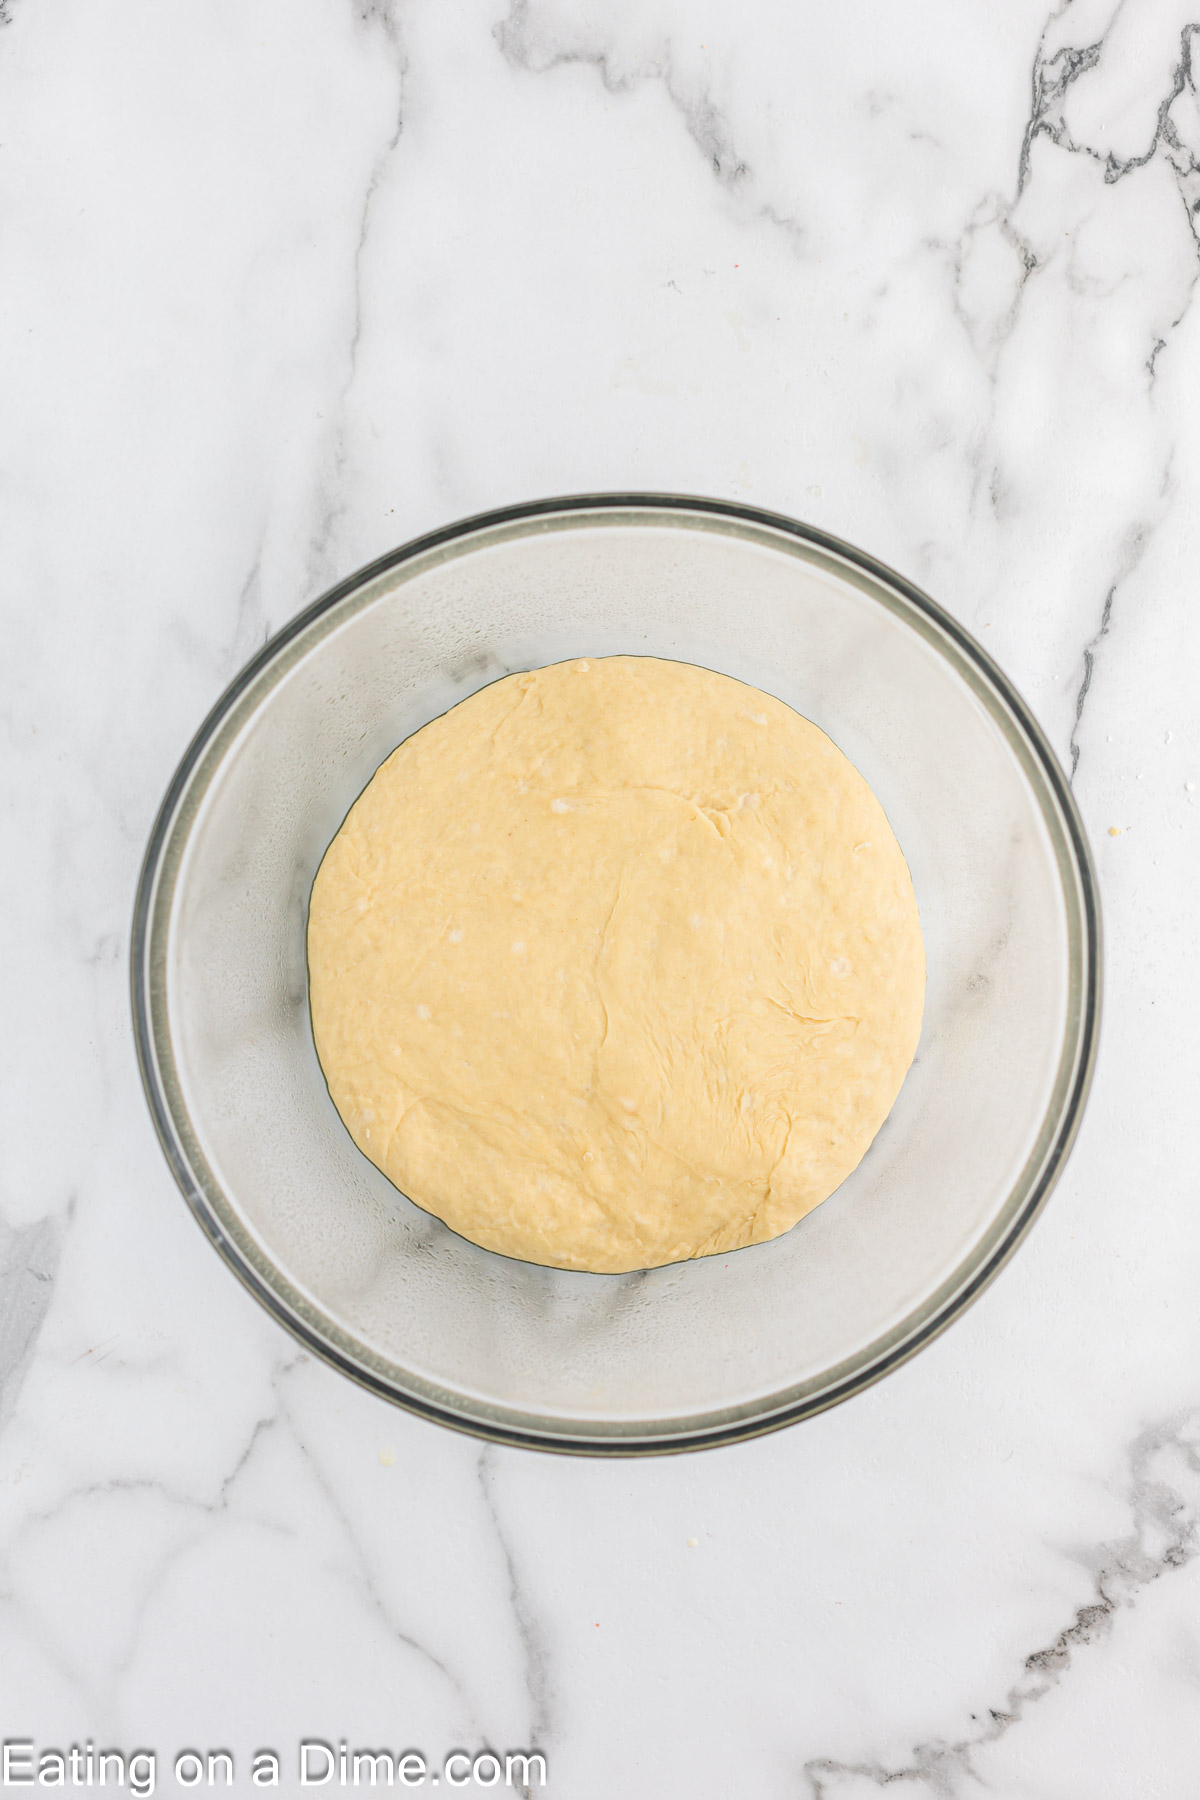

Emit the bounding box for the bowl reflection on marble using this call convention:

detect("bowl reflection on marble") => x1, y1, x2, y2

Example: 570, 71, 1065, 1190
131, 495, 1100, 1454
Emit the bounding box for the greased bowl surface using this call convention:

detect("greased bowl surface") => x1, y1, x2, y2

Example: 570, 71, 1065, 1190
132, 495, 1100, 1454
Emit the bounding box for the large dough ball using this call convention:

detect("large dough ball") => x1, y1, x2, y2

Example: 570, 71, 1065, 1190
308, 656, 924, 1273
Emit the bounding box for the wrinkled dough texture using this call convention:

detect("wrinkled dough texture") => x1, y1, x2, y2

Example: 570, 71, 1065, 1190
308, 656, 925, 1274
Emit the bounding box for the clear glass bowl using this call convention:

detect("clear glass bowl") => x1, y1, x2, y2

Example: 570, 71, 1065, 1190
132, 496, 1100, 1454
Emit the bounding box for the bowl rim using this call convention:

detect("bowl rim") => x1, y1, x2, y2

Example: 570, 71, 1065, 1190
131, 491, 1102, 1455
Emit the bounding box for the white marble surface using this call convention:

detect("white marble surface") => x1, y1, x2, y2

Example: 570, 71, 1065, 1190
2, 0, 1199, 1793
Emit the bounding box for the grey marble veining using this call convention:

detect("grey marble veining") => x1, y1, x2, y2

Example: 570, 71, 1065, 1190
801, 1409, 1200, 1793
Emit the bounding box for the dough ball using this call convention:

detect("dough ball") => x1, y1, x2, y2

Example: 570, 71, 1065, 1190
307, 656, 924, 1273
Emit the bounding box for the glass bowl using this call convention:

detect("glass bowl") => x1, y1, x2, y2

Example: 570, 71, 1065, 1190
132, 495, 1100, 1454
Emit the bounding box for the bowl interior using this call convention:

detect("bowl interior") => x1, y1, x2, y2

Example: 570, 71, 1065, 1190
144, 502, 1094, 1448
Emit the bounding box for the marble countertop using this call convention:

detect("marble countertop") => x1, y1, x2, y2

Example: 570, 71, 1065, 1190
3, 1, 1199, 1794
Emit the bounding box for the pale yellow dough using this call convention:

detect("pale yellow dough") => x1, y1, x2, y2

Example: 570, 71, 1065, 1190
308, 656, 925, 1273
